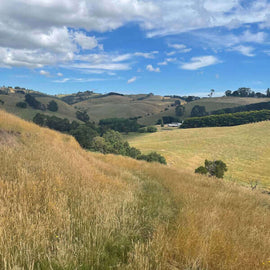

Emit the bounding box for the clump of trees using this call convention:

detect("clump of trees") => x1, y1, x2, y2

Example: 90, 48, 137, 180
47, 100, 58, 112
33, 113, 166, 165
225, 87, 270, 98
157, 116, 180, 125
175, 105, 185, 117
195, 160, 227, 178
211, 101, 270, 115
181, 110, 270, 129
25, 94, 45, 110
16, 101, 27, 108
191, 105, 207, 117
99, 118, 141, 133
138, 126, 157, 133
76, 110, 90, 122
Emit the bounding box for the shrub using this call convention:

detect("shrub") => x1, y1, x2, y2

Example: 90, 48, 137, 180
138, 152, 167, 165
195, 166, 208, 175
138, 127, 147, 133
76, 110, 90, 122
146, 126, 157, 133
0, 99, 5, 105
195, 159, 227, 178
16, 101, 27, 108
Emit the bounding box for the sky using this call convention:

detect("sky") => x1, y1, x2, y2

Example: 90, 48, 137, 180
1, 0, 270, 96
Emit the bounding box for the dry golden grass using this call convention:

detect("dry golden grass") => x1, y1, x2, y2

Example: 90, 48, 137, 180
127, 121, 270, 189
1, 110, 270, 269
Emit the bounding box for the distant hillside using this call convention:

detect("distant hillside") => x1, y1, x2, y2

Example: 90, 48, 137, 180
0, 88, 79, 122
70, 93, 184, 124
2, 87, 270, 126
1, 110, 270, 270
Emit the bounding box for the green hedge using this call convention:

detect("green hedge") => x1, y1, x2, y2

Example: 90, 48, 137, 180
181, 110, 270, 129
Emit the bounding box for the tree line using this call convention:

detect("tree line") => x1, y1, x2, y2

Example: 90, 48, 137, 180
225, 87, 270, 98
181, 110, 270, 129
33, 113, 166, 164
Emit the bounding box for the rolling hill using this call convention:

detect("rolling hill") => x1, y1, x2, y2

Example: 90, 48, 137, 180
127, 121, 270, 189
0, 91, 79, 122
2, 87, 270, 126
1, 110, 270, 269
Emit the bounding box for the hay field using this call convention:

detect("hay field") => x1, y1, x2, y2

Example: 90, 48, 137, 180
1, 110, 270, 269
127, 121, 270, 188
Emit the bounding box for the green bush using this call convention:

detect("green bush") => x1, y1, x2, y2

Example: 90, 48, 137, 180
181, 110, 270, 129
138, 152, 167, 165
195, 166, 208, 175
76, 110, 90, 122
195, 160, 227, 178
146, 126, 157, 133
16, 102, 27, 108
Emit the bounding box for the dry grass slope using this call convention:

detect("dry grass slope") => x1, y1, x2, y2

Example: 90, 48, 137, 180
0, 110, 270, 269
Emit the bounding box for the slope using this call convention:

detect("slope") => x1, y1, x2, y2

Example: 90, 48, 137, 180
0, 92, 78, 122
0, 110, 270, 270
127, 121, 270, 188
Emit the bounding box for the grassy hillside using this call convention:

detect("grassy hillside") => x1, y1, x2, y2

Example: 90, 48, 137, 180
127, 121, 270, 188
0, 92, 78, 122
72, 94, 182, 123
1, 110, 270, 269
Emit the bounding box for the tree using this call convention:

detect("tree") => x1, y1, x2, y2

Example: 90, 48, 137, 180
266, 88, 270, 97
47, 100, 58, 112
91, 136, 109, 154
195, 159, 227, 178
16, 101, 27, 108
175, 105, 185, 117
191, 105, 207, 117
33, 113, 47, 126
205, 160, 227, 178
76, 110, 90, 122
225, 90, 232, 96
70, 125, 98, 149
208, 89, 215, 98
25, 94, 43, 110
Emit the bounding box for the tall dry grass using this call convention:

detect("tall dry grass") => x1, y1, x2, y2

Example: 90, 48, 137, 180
1, 110, 270, 269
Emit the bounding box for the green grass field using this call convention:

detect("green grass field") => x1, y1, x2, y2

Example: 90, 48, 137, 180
127, 121, 270, 189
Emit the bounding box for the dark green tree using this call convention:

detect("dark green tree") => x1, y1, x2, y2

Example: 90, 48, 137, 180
47, 100, 58, 112
76, 110, 90, 122
191, 105, 207, 117
175, 105, 185, 117
16, 101, 27, 108
25, 94, 43, 110
70, 125, 98, 149
33, 113, 47, 126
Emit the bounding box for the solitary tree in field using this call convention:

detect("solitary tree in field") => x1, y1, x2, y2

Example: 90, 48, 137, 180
195, 159, 227, 178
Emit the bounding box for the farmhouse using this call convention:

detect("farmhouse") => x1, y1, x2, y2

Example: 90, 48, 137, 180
168, 122, 182, 127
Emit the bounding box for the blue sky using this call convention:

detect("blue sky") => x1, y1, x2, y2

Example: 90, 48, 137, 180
0, 0, 270, 96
